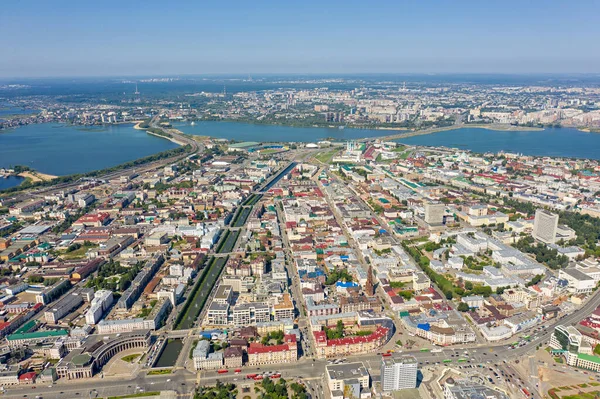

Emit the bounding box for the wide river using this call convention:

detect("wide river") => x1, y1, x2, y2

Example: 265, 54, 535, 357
0, 123, 178, 178
173, 121, 388, 142
3, 122, 600, 191
399, 127, 600, 160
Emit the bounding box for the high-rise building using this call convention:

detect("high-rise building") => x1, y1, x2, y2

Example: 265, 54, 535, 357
533, 209, 559, 244
424, 203, 445, 225
380, 355, 418, 392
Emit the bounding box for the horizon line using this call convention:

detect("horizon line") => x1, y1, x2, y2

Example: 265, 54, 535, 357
2, 72, 600, 80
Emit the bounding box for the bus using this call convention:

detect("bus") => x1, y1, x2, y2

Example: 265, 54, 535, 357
521, 388, 531, 398
420, 348, 430, 352
246, 374, 257, 379
457, 358, 467, 363
443, 359, 452, 363
217, 369, 228, 374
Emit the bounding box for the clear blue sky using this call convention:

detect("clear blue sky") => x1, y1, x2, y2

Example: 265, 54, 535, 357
1, 0, 599, 77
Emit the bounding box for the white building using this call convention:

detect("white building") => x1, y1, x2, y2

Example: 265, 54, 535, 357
533, 209, 559, 244
84, 290, 113, 325
380, 355, 418, 392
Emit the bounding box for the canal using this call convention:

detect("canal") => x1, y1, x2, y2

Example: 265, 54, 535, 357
260, 162, 297, 192
174, 256, 228, 330
173, 163, 294, 331
232, 207, 252, 228
217, 230, 240, 253
154, 338, 183, 368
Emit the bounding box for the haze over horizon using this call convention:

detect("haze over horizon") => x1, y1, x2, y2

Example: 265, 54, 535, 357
1, 0, 599, 78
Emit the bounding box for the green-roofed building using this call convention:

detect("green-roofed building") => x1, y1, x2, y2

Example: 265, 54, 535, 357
14, 320, 38, 334
577, 353, 600, 371
7, 329, 68, 348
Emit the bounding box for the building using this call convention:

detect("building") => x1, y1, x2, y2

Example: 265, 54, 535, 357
424, 203, 445, 226
36, 279, 71, 305
223, 346, 243, 368
116, 254, 164, 310
247, 335, 297, 366
380, 355, 418, 392
193, 340, 223, 370
7, 329, 69, 349
548, 325, 600, 371
325, 362, 370, 399
558, 268, 596, 294
44, 292, 84, 324
232, 302, 270, 326
365, 265, 375, 296
206, 303, 230, 325
533, 209, 559, 244
55, 331, 150, 380
313, 325, 390, 358
443, 378, 509, 399
273, 293, 295, 321
85, 290, 113, 325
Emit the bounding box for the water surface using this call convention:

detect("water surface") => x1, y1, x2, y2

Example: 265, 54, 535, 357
174, 121, 390, 142
400, 127, 600, 160
0, 123, 177, 175
0, 176, 25, 190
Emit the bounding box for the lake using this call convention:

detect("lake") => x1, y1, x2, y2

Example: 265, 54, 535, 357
399, 127, 600, 160
173, 121, 390, 142
0, 176, 25, 190
0, 123, 178, 176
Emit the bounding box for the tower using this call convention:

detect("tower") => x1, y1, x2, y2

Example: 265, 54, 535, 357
533, 209, 559, 244
381, 355, 418, 392
365, 265, 375, 296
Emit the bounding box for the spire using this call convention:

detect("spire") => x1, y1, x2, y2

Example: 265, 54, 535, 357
365, 264, 375, 296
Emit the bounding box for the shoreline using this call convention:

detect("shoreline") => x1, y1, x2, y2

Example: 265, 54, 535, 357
1, 121, 184, 190
374, 123, 545, 142
17, 171, 57, 183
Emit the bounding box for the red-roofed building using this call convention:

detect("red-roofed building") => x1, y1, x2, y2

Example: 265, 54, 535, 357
247, 337, 297, 366
18, 372, 36, 384
313, 326, 389, 358
72, 212, 110, 228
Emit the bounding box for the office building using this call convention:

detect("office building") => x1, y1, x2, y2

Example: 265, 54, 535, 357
424, 203, 445, 225
533, 209, 559, 244
380, 355, 418, 392
444, 378, 509, 399
325, 362, 370, 399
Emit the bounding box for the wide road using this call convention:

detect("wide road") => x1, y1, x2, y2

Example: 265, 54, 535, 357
6, 283, 600, 399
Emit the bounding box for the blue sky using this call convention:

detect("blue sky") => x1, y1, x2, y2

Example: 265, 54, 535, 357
1, 0, 598, 77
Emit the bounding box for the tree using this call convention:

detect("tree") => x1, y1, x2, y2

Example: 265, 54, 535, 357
28, 275, 44, 284
457, 302, 470, 312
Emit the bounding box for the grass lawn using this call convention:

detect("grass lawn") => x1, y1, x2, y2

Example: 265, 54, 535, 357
107, 392, 160, 399
315, 149, 338, 164
147, 369, 172, 375
60, 243, 98, 259
121, 354, 140, 363
554, 357, 564, 363
561, 393, 600, 399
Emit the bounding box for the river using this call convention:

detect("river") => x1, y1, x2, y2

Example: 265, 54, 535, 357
0, 123, 178, 176
399, 127, 600, 160
173, 121, 390, 142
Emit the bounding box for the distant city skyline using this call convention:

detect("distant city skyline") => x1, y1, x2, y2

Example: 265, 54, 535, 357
1, 0, 599, 77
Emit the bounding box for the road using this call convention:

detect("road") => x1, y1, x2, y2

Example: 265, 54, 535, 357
5, 259, 600, 399
5, 148, 600, 398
